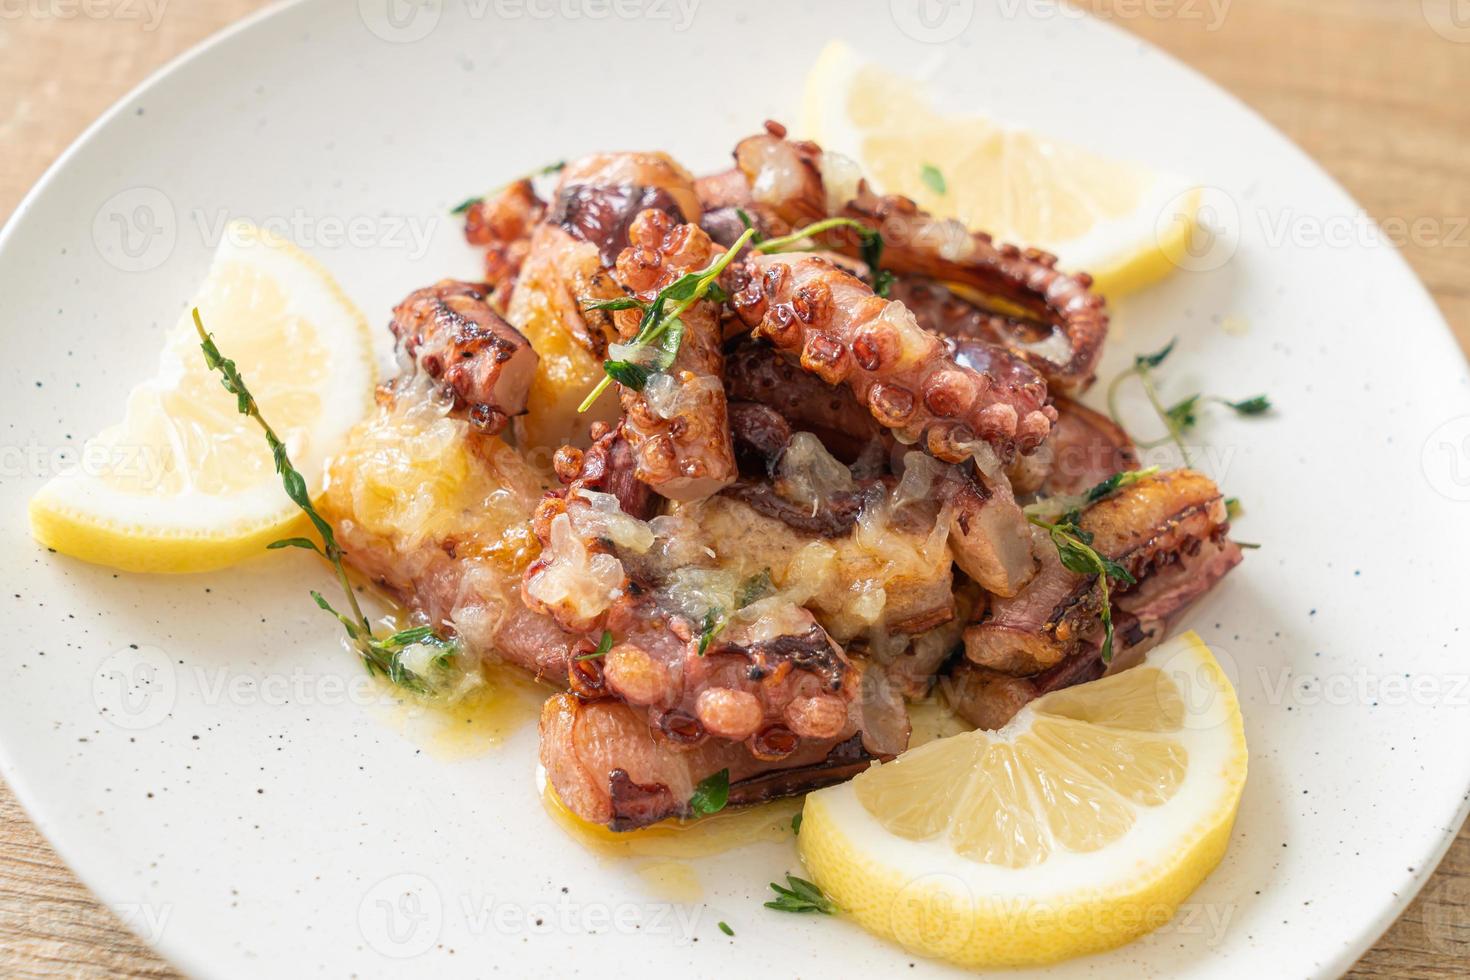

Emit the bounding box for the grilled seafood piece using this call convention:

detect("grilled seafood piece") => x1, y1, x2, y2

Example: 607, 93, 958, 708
526, 426, 931, 748
462, 178, 546, 311
725, 339, 1039, 599
946, 469, 1242, 728
551, 152, 702, 265
499, 152, 705, 454
723, 336, 887, 464
723, 252, 1057, 462
321, 379, 578, 680
504, 225, 626, 452
541, 689, 904, 830
703, 122, 1108, 393
607, 209, 737, 501
389, 280, 538, 436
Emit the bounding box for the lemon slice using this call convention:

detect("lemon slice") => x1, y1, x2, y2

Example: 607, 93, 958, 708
798, 631, 1247, 967
801, 40, 1202, 297
29, 222, 377, 573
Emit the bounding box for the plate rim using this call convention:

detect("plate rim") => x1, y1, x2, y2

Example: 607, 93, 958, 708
1, 2, 1466, 977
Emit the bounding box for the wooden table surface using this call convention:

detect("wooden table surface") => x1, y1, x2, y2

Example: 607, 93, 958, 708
1, 1, 1466, 976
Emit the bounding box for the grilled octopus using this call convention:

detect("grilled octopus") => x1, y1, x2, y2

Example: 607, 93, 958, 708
327, 128, 1248, 834
528, 423, 912, 827
607, 209, 738, 500
389, 280, 538, 435
724, 252, 1057, 463
947, 469, 1242, 729
699, 122, 1109, 394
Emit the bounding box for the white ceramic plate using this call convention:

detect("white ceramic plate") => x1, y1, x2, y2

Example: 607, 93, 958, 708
3, 2, 1468, 977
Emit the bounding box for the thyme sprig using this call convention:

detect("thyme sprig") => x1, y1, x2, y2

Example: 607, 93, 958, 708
1023, 468, 1164, 664
193, 309, 455, 695
577, 227, 757, 412
1108, 339, 1273, 466
751, 216, 883, 270
1027, 512, 1135, 665
577, 215, 894, 412
765, 874, 838, 915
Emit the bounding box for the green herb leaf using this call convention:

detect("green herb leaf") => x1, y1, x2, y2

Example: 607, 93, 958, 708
1224, 496, 1243, 520
581, 296, 646, 313
450, 196, 481, 215
689, 768, 730, 816
791, 812, 802, 835
871, 268, 895, 299
1222, 394, 1272, 415
764, 874, 837, 915
718, 920, 734, 937
1165, 393, 1201, 432
736, 568, 775, 608
1028, 514, 1133, 666
1084, 467, 1160, 506
267, 537, 321, 553
1026, 467, 1161, 522
577, 630, 614, 662
697, 606, 725, 656
920, 163, 947, 195
735, 208, 765, 245
1135, 338, 1177, 369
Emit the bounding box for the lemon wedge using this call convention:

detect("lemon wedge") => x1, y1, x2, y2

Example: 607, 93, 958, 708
801, 40, 1202, 297
29, 222, 377, 573
798, 631, 1247, 967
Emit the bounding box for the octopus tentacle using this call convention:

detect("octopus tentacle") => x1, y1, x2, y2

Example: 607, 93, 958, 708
540, 694, 884, 830
388, 280, 538, 435
462, 179, 546, 312
711, 123, 1109, 393
607, 210, 738, 501
723, 252, 1056, 461
947, 469, 1243, 728
723, 337, 887, 464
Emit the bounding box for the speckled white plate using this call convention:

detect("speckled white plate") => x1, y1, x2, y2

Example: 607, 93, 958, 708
3, 1, 1468, 977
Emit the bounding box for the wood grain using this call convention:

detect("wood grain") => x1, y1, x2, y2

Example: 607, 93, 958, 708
0, 1, 1465, 976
